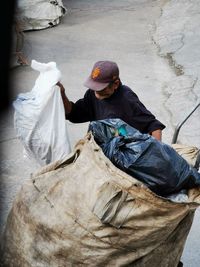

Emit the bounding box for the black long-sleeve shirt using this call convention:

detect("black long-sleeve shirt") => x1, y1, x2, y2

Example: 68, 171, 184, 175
66, 84, 165, 134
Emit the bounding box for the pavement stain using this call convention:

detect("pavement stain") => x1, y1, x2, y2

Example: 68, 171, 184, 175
165, 52, 184, 76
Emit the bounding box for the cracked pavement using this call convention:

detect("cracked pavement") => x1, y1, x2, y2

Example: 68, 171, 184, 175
0, 0, 200, 266
153, 0, 200, 148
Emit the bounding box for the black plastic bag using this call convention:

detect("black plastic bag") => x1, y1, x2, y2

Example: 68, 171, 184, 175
88, 118, 200, 197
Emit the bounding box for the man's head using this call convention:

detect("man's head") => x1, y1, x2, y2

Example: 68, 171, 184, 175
84, 60, 120, 99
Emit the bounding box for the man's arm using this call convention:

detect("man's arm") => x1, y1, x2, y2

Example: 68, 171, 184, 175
150, 129, 162, 141
57, 82, 72, 115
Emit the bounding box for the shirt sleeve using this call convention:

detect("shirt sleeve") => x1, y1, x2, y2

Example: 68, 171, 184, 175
127, 90, 166, 133
66, 90, 93, 123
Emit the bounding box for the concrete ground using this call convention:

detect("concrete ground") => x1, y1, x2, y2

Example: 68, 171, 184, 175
1, 0, 200, 266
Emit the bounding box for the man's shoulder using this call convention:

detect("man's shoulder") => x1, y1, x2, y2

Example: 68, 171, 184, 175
119, 84, 138, 99
84, 89, 95, 99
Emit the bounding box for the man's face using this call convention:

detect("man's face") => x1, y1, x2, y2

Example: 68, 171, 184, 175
94, 80, 119, 100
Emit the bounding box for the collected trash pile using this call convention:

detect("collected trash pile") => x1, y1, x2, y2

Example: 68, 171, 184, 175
89, 118, 200, 197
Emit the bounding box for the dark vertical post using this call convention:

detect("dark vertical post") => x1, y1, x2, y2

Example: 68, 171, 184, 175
0, 0, 16, 111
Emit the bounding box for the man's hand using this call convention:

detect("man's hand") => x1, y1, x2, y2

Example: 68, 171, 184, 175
56, 81, 65, 93
150, 129, 162, 141
56, 82, 72, 115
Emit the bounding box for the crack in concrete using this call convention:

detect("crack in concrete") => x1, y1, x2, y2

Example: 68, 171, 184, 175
163, 26, 186, 76
152, 30, 186, 76
150, 3, 200, 140
165, 52, 184, 76
190, 76, 199, 102
149, 8, 175, 133
152, 1, 187, 77
162, 75, 199, 136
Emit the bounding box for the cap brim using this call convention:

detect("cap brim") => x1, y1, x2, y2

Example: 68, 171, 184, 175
84, 77, 109, 91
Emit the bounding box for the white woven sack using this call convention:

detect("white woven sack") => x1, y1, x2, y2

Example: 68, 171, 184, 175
13, 59, 71, 166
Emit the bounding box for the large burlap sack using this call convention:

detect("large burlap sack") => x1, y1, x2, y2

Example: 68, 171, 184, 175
172, 143, 200, 168
2, 134, 200, 267
16, 0, 66, 31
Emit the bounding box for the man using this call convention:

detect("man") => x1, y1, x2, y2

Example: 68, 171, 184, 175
58, 60, 165, 140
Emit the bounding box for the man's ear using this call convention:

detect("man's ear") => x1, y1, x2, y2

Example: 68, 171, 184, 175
113, 79, 120, 90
